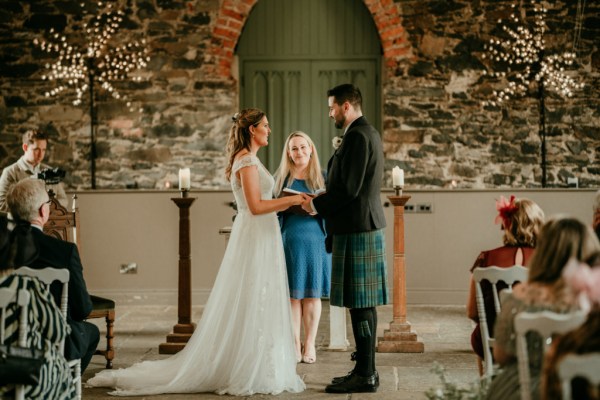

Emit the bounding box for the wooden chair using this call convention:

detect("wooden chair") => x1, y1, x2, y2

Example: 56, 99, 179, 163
13, 267, 82, 400
472, 265, 528, 378
0, 287, 30, 400
44, 193, 115, 369
557, 353, 600, 400
514, 310, 587, 400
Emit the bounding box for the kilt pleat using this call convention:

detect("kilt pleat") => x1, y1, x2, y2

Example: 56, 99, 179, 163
330, 229, 388, 308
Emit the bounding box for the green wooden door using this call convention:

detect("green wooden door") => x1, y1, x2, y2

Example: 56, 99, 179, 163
238, 0, 381, 171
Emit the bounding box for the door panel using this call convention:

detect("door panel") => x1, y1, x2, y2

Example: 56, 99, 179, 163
242, 59, 379, 171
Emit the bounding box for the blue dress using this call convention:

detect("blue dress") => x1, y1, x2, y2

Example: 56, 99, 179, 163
280, 179, 331, 300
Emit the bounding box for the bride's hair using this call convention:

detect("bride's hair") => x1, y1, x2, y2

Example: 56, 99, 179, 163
225, 108, 266, 181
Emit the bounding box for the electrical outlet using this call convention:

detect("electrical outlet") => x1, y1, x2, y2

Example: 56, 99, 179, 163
404, 204, 415, 213
120, 262, 138, 274
416, 203, 433, 213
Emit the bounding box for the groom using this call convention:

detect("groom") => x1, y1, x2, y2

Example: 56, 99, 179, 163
303, 83, 388, 393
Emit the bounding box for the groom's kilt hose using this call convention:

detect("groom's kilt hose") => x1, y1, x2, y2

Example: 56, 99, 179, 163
330, 229, 388, 308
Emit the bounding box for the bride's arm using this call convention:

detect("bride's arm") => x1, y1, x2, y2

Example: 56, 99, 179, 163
239, 165, 307, 215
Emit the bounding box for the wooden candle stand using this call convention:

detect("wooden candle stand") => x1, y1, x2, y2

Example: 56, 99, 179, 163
159, 192, 196, 354
378, 194, 424, 353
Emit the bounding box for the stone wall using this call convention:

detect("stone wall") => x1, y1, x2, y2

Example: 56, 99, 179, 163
0, 0, 598, 190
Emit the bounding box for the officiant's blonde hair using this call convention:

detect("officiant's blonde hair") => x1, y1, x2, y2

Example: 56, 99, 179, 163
273, 131, 325, 196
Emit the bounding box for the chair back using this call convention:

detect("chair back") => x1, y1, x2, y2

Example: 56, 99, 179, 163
558, 353, 600, 400
472, 265, 528, 377
11, 267, 81, 399
0, 287, 31, 400
43, 194, 80, 250
514, 310, 587, 400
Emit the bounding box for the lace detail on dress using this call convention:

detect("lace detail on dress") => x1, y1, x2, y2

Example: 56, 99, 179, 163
231, 155, 274, 212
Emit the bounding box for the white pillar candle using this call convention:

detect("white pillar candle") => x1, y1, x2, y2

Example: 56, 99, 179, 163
392, 166, 404, 187
178, 168, 191, 190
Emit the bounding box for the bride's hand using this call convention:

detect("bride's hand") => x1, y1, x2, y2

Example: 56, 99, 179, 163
290, 193, 310, 205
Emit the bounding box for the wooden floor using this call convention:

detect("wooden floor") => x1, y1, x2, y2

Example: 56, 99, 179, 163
83, 301, 480, 399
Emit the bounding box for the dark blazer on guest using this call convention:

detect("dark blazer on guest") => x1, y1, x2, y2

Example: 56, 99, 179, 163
313, 116, 386, 235
25, 227, 99, 372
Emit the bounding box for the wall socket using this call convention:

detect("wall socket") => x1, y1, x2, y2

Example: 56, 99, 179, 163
416, 203, 433, 213
120, 262, 138, 274
404, 204, 415, 213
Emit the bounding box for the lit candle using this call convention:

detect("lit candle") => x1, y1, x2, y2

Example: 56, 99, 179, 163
178, 168, 191, 190
392, 166, 404, 187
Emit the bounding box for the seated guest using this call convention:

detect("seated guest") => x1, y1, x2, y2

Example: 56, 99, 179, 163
0, 215, 76, 399
542, 253, 600, 400
485, 216, 600, 400
466, 196, 544, 374
0, 129, 67, 213
7, 179, 99, 373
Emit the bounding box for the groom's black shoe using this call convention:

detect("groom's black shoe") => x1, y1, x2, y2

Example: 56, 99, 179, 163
325, 372, 378, 393
332, 370, 379, 387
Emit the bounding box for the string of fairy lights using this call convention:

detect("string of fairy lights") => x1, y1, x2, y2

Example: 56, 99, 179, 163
33, 1, 149, 111
481, 0, 584, 106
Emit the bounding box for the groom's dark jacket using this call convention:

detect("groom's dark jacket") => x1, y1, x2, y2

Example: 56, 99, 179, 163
24, 228, 99, 369
313, 116, 386, 235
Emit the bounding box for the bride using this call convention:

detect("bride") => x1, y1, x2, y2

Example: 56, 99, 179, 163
87, 108, 308, 396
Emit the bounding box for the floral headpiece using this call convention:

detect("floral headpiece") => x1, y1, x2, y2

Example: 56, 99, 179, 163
231, 112, 240, 123
494, 195, 518, 229
562, 258, 600, 310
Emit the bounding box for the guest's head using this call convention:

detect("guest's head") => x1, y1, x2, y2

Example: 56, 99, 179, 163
22, 129, 49, 168
7, 179, 50, 226
501, 198, 545, 247
528, 216, 600, 284
225, 108, 267, 180
274, 131, 324, 195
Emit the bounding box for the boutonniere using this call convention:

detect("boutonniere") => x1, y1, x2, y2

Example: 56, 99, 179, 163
332, 136, 343, 150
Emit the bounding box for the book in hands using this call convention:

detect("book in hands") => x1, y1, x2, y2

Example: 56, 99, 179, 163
280, 188, 325, 215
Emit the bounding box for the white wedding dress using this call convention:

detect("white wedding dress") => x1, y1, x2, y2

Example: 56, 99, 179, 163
87, 155, 305, 396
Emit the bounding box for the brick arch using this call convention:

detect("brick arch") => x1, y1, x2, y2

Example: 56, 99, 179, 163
207, 0, 412, 79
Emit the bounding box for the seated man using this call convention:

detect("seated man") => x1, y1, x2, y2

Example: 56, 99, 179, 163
7, 179, 99, 373
0, 129, 67, 212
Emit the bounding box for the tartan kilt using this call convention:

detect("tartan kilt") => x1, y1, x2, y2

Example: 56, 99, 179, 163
330, 229, 388, 308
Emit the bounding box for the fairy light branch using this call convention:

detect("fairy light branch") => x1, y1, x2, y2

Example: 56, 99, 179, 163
481, 0, 584, 106
34, 1, 149, 110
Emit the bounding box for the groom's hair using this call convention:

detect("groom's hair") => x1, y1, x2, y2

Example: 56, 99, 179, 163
327, 84, 362, 110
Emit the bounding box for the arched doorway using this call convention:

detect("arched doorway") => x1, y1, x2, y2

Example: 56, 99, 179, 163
236, 0, 382, 170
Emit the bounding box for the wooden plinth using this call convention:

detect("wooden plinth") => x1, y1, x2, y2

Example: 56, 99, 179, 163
158, 323, 196, 354
377, 195, 424, 353
159, 194, 196, 354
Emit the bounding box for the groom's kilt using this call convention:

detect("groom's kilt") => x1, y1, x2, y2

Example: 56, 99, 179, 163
330, 229, 388, 308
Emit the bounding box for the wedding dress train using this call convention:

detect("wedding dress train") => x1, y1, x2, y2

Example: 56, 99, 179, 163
87, 155, 305, 396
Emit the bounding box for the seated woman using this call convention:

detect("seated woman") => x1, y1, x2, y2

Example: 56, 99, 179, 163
466, 196, 544, 374
542, 254, 600, 400
485, 216, 600, 400
0, 216, 76, 400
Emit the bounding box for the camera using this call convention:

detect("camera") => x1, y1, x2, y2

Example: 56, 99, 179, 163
37, 167, 66, 184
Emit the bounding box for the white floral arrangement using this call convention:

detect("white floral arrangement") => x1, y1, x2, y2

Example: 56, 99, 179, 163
332, 136, 343, 150
425, 363, 489, 400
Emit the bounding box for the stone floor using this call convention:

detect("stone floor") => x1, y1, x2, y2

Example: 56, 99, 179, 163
83, 301, 480, 399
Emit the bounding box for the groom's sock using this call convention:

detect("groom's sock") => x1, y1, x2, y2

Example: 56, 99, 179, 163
349, 307, 375, 377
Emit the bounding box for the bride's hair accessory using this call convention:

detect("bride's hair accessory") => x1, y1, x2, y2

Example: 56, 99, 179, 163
562, 258, 600, 309
232, 112, 240, 123
494, 195, 518, 228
